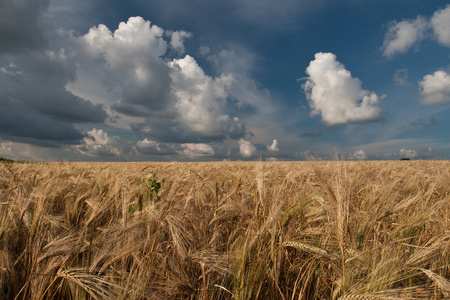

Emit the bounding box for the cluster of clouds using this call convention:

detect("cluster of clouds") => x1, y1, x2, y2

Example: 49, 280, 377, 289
71, 16, 279, 159
0, 0, 281, 161
76, 129, 130, 157
72, 127, 279, 160
1, 1, 449, 161
382, 5, 450, 105
301, 4, 450, 128
350, 145, 434, 161
382, 6, 450, 57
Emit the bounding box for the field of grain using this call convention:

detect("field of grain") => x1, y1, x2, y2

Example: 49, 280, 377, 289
1, 160, 449, 299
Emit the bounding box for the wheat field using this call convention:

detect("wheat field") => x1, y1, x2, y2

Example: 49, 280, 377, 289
1, 160, 449, 299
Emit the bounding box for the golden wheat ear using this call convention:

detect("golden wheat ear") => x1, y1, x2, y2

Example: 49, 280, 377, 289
420, 268, 450, 297
282, 240, 340, 261
338, 295, 393, 299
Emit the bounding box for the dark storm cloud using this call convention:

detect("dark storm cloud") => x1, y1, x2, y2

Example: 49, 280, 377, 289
130, 116, 250, 145
130, 120, 216, 144
131, 120, 198, 143
3, 53, 107, 123
120, 71, 172, 114
0, 0, 108, 145
111, 103, 152, 118
0, 0, 49, 53
0, 94, 83, 142
111, 63, 174, 118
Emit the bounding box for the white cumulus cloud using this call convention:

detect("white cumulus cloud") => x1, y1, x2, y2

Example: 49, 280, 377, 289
135, 138, 161, 153
267, 139, 279, 152
382, 6, 450, 57
0, 142, 13, 156
76, 128, 129, 157
419, 70, 450, 104
303, 52, 382, 126
134, 138, 178, 155
181, 143, 215, 158
78, 16, 172, 116
239, 139, 256, 157
169, 30, 192, 55
0, 141, 42, 161
382, 17, 428, 57
431, 5, 450, 47
169, 55, 247, 138
353, 150, 367, 160
82, 17, 168, 69
399, 148, 417, 158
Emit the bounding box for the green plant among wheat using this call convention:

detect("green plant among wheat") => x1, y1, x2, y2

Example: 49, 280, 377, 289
129, 173, 164, 213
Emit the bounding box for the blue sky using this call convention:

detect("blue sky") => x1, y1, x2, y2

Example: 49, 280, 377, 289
1, 0, 450, 161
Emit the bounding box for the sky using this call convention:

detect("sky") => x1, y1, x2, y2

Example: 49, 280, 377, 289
1, 0, 450, 161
